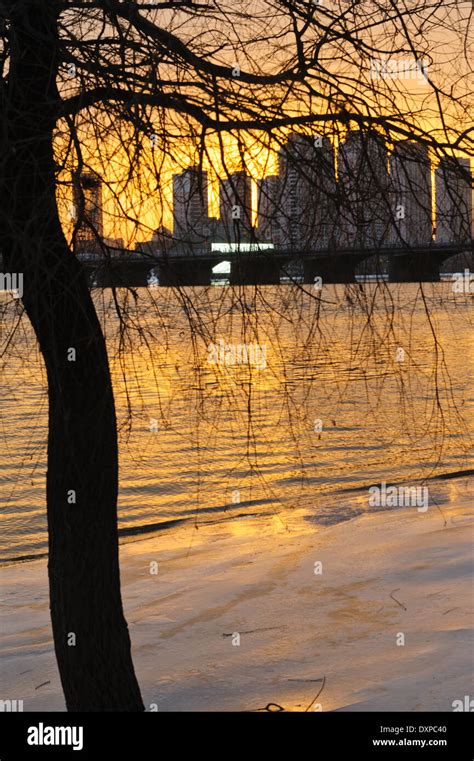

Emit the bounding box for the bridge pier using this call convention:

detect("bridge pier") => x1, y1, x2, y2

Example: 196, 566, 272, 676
90, 263, 149, 287
230, 257, 281, 285
158, 260, 212, 286
303, 255, 357, 284
389, 253, 440, 283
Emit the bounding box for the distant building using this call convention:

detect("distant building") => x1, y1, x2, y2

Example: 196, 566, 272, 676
389, 141, 432, 246
257, 175, 281, 244
278, 133, 337, 250
219, 171, 253, 243
435, 157, 472, 244
153, 225, 173, 242
172, 166, 209, 246
103, 238, 124, 257
199, 217, 220, 250
338, 131, 390, 249
136, 226, 173, 257
72, 172, 103, 254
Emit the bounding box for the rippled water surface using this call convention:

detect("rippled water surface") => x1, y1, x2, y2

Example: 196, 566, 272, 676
1, 283, 473, 562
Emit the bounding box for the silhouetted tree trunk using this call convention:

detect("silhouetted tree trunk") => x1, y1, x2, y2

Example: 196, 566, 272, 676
1, 0, 143, 711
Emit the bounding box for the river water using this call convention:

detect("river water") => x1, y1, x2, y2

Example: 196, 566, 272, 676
0, 282, 473, 563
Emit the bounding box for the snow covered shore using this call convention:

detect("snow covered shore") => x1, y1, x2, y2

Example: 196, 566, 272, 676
1, 475, 472, 712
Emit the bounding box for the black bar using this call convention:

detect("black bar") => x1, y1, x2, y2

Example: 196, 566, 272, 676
0, 712, 471, 759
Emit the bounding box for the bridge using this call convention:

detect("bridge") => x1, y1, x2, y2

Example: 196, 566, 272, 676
79, 242, 473, 287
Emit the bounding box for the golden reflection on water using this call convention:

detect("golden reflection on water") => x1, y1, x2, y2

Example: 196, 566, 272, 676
0, 283, 473, 561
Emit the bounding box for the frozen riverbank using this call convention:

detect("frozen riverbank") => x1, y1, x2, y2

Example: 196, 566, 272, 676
1, 475, 472, 712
